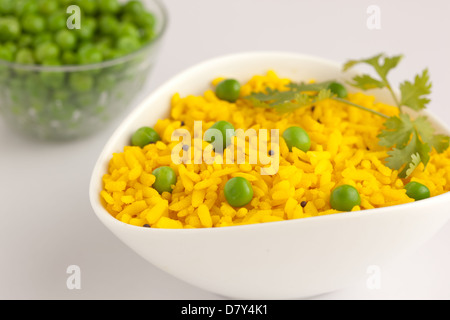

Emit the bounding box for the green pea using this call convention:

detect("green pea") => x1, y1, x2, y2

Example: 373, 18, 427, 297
224, 177, 254, 207
24, 73, 42, 92
0, 0, 15, 14
18, 34, 33, 47
204, 120, 235, 151
55, 29, 77, 51
77, 43, 95, 56
96, 72, 116, 91
119, 12, 132, 23
116, 22, 140, 38
152, 166, 177, 194
282, 126, 311, 152
59, 0, 77, 6
134, 11, 156, 29
69, 72, 94, 92
14, 0, 29, 16
41, 58, 60, 66
47, 12, 67, 32
15, 0, 38, 16
78, 0, 98, 15
131, 126, 160, 147
15, 47, 35, 64
40, 62, 65, 88
32, 33, 52, 48
96, 37, 113, 51
99, 47, 116, 61
215, 79, 241, 102
99, 0, 120, 14
21, 14, 46, 34
99, 14, 120, 35
140, 26, 155, 43
328, 82, 348, 98
61, 51, 78, 65
122, 0, 145, 15
116, 36, 141, 54
404, 182, 430, 201
0, 46, 14, 61
4, 42, 17, 54
38, 0, 59, 15
35, 42, 60, 63
0, 17, 21, 41
330, 185, 361, 211
78, 47, 103, 65
76, 17, 96, 40
75, 92, 96, 108
52, 88, 71, 102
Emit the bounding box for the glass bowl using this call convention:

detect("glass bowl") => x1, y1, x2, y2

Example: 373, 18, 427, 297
0, 0, 168, 141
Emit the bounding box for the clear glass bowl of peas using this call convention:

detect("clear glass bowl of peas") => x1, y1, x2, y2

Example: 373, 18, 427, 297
0, 0, 168, 141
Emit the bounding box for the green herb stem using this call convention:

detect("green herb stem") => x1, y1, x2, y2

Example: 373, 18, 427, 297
331, 97, 390, 119
385, 83, 402, 111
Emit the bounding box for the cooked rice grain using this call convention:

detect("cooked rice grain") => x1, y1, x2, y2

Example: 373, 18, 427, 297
100, 71, 450, 228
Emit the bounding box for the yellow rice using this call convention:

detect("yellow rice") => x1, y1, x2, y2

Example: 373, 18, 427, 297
100, 70, 450, 229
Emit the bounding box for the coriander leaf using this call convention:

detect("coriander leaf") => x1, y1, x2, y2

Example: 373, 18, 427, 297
286, 81, 334, 92
270, 90, 333, 113
385, 130, 431, 178
377, 114, 414, 149
248, 87, 295, 102
349, 74, 386, 90
377, 113, 446, 177
316, 88, 333, 102
343, 53, 403, 81
245, 82, 334, 113
412, 116, 449, 152
343, 53, 403, 108
405, 153, 422, 178
343, 53, 383, 72
399, 69, 432, 111
378, 55, 404, 79
429, 134, 450, 153
245, 88, 310, 113
378, 114, 449, 175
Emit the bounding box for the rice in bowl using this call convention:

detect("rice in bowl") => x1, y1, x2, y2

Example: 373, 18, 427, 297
99, 71, 450, 229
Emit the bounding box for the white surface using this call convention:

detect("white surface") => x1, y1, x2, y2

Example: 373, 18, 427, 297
1, 0, 450, 300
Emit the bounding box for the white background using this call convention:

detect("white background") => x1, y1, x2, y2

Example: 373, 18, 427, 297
1, 0, 450, 299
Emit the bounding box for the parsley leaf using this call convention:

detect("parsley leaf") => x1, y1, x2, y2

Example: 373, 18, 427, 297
412, 116, 450, 152
343, 53, 403, 107
378, 113, 448, 177
405, 153, 422, 178
343, 53, 403, 82
245, 53, 449, 178
286, 81, 334, 92
245, 82, 334, 113
399, 69, 432, 111
378, 114, 415, 149
344, 53, 449, 176
348, 74, 385, 90
385, 130, 430, 178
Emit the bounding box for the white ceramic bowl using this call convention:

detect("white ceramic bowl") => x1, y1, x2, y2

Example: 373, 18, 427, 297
89, 52, 450, 299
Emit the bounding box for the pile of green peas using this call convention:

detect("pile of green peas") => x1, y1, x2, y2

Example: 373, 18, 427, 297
0, 0, 156, 66
0, 0, 160, 140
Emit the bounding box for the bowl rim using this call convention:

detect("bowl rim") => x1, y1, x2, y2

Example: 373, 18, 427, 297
89, 50, 450, 234
0, 0, 169, 72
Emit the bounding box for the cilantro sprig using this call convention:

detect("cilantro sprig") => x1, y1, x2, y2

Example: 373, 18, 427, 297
243, 53, 449, 178
245, 83, 334, 113
344, 53, 448, 177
